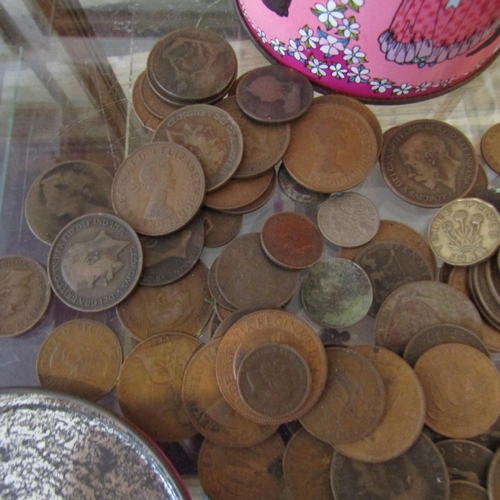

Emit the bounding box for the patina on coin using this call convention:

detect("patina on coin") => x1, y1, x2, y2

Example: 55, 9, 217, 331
481, 123, 500, 174
48, 214, 142, 312
208, 258, 236, 311
140, 72, 181, 120
277, 163, 329, 206
465, 163, 488, 198
450, 481, 488, 499
132, 72, 162, 131
112, 142, 205, 236
380, 119, 477, 208
429, 198, 500, 265
487, 447, 500, 499
301, 259, 373, 328
470, 260, 500, 331
477, 187, 500, 212
200, 208, 242, 248
414, 343, 500, 438
0, 255, 51, 337
37, 319, 122, 401
25, 160, 114, 244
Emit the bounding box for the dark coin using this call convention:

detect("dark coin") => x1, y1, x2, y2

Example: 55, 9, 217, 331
481, 123, 500, 174
450, 480, 488, 499
486, 250, 500, 306
487, 446, 500, 498
471, 261, 500, 330
208, 258, 236, 311
470, 415, 500, 451
277, 163, 329, 206
200, 208, 242, 248
476, 188, 500, 212
131, 72, 162, 132
212, 307, 266, 341
140, 71, 181, 120
47, 213, 143, 312
236, 65, 313, 123
465, 163, 488, 198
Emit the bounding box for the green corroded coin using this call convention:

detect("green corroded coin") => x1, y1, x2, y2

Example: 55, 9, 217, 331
301, 259, 373, 328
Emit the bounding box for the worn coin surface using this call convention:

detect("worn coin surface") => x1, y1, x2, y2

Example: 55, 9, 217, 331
380, 119, 477, 208
200, 208, 242, 248
277, 163, 329, 206
0, 255, 51, 337
37, 319, 122, 401
481, 123, 500, 174
140, 72, 181, 120
450, 481, 488, 499
487, 447, 500, 499
465, 163, 488, 198
132, 72, 162, 131
447, 265, 471, 297
112, 142, 205, 236
470, 261, 500, 330
477, 187, 500, 212
48, 214, 142, 312
25, 160, 114, 245
486, 250, 500, 305
208, 258, 236, 310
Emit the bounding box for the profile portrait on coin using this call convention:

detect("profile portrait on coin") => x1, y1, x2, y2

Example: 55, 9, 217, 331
144, 284, 193, 328
0, 269, 31, 318
245, 75, 301, 115
142, 229, 192, 267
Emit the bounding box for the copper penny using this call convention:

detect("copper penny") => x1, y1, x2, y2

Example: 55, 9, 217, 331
470, 261, 500, 330
140, 72, 181, 120
235, 65, 313, 123
465, 163, 488, 198
283, 103, 377, 193
261, 212, 323, 269
471, 414, 500, 451
476, 187, 500, 212
283, 429, 334, 500
481, 123, 500, 174
317, 192, 380, 248
480, 320, 500, 353
450, 481, 488, 499
486, 250, 500, 306
0, 255, 51, 337
200, 208, 242, 248
25, 160, 114, 245
208, 258, 236, 310
334, 345, 426, 463
380, 119, 477, 208
215, 302, 235, 322
47, 213, 142, 313
131, 72, 162, 131
212, 307, 266, 341
181, 339, 277, 447
37, 319, 122, 401
198, 433, 285, 500
117, 332, 202, 442
487, 447, 500, 498
215, 310, 328, 425
112, 142, 205, 236
216, 96, 290, 179
116, 260, 212, 340
447, 265, 471, 297
277, 163, 329, 206
414, 343, 500, 438
216, 233, 300, 309
300, 347, 385, 446
374, 281, 483, 355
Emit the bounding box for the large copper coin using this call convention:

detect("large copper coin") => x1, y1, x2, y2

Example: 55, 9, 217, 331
414, 344, 500, 438
37, 319, 122, 401
447, 265, 471, 297
334, 345, 426, 463
380, 120, 477, 208
486, 251, 500, 306
236, 65, 313, 123
181, 339, 277, 447
283, 429, 334, 500
450, 481, 488, 499
429, 198, 500, 266
470, 262, 500, 330
465, 163, 488, 198
152, 105, 243, 192
283, 103, 377, 193
301, 259, 373, 328
216, 96, 290, 179
47, 214, 142, 312
487, 447, 500, 499
216, 310, 328, 424
374, 281, 483, 355
208, 258, 236, 310
198, 433, 285, 500
0, 255, 51, 337
140, 72, 181, 120
25, 160, 113, 244
331, 433, 449, 499
200, 208, 242, 248
300, 347, 385, 445
132, 72, 162, 131
116, 260, 212, 340
117, 332, 202, 442
480, 320, 500, 352
112, 142, 205, 236
477, 188, 500, 213
471, 415, 500, 451
481, 123, 500, 174
277, 163, 329, 206
216, 233, 300, 309
261, 212, 323, 270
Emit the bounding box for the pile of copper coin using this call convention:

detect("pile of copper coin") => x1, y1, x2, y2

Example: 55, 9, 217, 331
6, 25, 500, 500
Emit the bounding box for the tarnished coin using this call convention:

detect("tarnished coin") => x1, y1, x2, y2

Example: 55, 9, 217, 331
414, 344, 500, 438
200, 208, 242, 248
300, 347, 385, 446
447, 266, 471, 297
112, 142, 205, 236
0, 255, 51, 337
334, 345, 426, 463
208, 258, 236, 311
480, 320, 500, 353
283, 103, 378, 193
283, 429, 334, 500
215, 302, 234, 322
477, 188, 500, 212
37, 319, 122, 401
465, 163, 488, 198
471, 415, 500, 451
470, 261, 500, 330
317, 192, 380, 247
301, 259, 373, 328
116, 261, 211, 340
331, 433, 449, 499
198, 433, 285, 500
277, 163, 329, 206
261, 212, 323, 269
212, 307, 266, 341
429, 198, 500, 265
481, 123, 500, 174
140, 72, 181, 120
117, 332, 202, 442
132, 72, 162, 131
486, 251, 500, 306
138, 215, 204, 286
152, 105, 243, 192
47, 214, 142, 312
236, 65, 313, 123
25, 160, 114, 244
380, 119, 477, 208
487, 447, 500, 498
450, 481, 488, 500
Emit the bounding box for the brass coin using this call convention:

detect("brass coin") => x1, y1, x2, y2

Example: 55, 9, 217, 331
450, 481, 488, 500
112, 142, 205, 236
25, 160, 113, 245
152, 104, 243, 192
429, 198, 500, 266
0, 255, 51, 337
487, 446, 500, 498
277, 163, 329, 206
299, 347, 385, 446
200, 208, 242, 248
481, 123, 500, 174
47, 214, 142, 313
131, 72, 162, 131
140, 71, 181, 120
181, 339, 277, 447
37, 319, 122, 401
414, 344, 500, 438
465, 163, 488, 198
117, 332, 202, 442
198, 433, 285, 500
